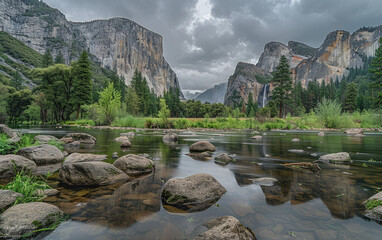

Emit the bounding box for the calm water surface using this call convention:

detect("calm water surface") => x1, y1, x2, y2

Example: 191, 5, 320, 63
15, 126, 382, 240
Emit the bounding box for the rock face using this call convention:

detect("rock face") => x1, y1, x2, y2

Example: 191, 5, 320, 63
113, 154, 155, 176
0, 154, 37, 178
0, 190, 23, 210
17, 144, 64, 165
0, 202, 63, 237
64, 153, 107, 163
162, 174, 226, 212
224, 62, 271, 107
318, 152, 352, 163
256, 41, 315, 72
195, 82, 227, 104
364, 191, 382, 221
0, 0, 183, 97
62, 133, 96, 144
189, 141, 216, 152
59, 162, 129, 186
34, 135, 60, 144
192, 216, 256, 240
0, 124, 20, 143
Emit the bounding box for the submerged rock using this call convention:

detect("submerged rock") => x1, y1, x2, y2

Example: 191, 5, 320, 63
0, 155, 37, 178
162, 174, 226, 212
192, 216, 256, 240
62, 133, 96, 144
0, 190, 23, 211
163, 132, 178, 142
318, 152, 352, 164
113, 154, 155, 176
17, 144, 64, 166
189, 141, 216, 152
0, 124, 20, 144
214, 153, 235, 165
65, 153, 107, 163
288, 149, 305, 153
252, 177, 278, 186
0, 202, 63, 237
115, 136, 130, 142
318, 132, 325, 136
345, 128, 364, 135
251, 135, 263, 140
364, 191, 382, 221
59, 162, 129, 186
34, 135, 60, 144
120, 140, 131, 148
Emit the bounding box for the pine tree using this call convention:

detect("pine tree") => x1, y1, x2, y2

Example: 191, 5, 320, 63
344, 83, 358, 112
55, 51, 65, 64
71, 50, 92, 119
42, 49, 54, 67
369, 37, 382, 108
246, 92, 255, 117
272, 55, 293, 118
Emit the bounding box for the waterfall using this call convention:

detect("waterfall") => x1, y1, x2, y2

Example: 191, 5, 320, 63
258, 84, 269, 108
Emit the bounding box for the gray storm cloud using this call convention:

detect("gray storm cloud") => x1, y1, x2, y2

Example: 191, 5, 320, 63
44, 0, 382, 90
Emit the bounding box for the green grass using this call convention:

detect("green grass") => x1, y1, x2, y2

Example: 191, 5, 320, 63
112, 115, 146, 128
13, 133, 39, 153
1, 170, 50, 204
365, 200, 382, 210
0, 133, 13, 155
63, 119, 95, 126
47, 139, 64, 151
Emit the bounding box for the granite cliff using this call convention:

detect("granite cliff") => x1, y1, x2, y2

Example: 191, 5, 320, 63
195, 82, 227, 104
224, 62, 271, 107
0, 0, 182, 96
225, 25, 381, 106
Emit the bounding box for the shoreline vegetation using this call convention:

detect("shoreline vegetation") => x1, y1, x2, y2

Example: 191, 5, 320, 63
16, 110, 382, 132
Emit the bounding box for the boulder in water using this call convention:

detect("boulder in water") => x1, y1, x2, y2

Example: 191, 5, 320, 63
17, 144, 64, 166
62, 133, 96, 144
189, 141, 216, 152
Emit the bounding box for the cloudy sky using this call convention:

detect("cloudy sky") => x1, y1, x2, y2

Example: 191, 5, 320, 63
44, 0, 382, 91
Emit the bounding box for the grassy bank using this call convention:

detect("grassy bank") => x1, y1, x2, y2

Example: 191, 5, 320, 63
61, 110, 382, 131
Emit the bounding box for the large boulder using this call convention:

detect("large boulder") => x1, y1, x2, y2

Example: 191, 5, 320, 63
17, 144, 64, 166
62, 133, 96, 144
190, 141, 216, 152
0, 155, 37, 179
0, 190, 23, 211
34, 135, 60, 144
59, 162, 129, 186
345, 128, 364, 135
162, 174, 226, 212
0, 124, 20, 144
0, 202, 63, 238
64, 153, 107, 163
364, 191, 382, 221
163, 133, 178, 142
192, 216, 256, 240
113, 154, 155, 176
318, 152, 352, 163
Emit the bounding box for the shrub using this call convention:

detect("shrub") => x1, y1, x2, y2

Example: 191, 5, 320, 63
315, 98, 343, 128
47, 139, 63, 151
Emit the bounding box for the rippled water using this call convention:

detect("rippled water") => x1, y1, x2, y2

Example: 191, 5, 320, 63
15, 126, 382, 240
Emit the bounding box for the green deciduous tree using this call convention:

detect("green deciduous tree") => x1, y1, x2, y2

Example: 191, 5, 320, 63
7, 89, 33, 123
98, 82, 121, 124
55, 51, 65, 64
158, 98, 171, 128
272, 55, 293, 118
42, 49, 54, 67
